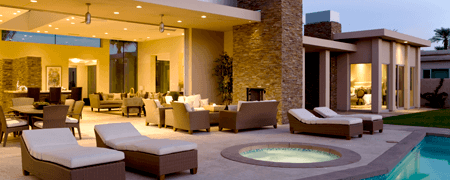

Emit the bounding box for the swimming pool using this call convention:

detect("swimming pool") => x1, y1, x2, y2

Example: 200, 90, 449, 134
365, 135, 450, 180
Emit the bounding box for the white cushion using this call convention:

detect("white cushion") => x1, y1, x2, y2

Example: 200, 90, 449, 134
288, 109, 362, 125
178, 96, 185, 103
185, 96, 197, 108
193, 94, 201, 108
22, 128, 79, 155
65, 117, 78, 124
200, 98, 209, 107
345, 114, 383, 121
154, 100, 163, 108
127, 139, 197, 155
113, 93, 122, 100
317, 117, 362, 125
94, 123, 142, 143
106, 135, 151, 150
227, 105, 237, 111
40, 146, 124, 168
194, 107, 206, 111
165, 96, 173, 104
313, 107, 339, 117
31, 144, 80, 160
6, 119, 28, 128
34, 121, 43, 128
184, 103, 193, 112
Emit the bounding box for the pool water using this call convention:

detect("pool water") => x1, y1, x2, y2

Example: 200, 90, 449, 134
240, 148, 340, 163
365, 136, 450, 180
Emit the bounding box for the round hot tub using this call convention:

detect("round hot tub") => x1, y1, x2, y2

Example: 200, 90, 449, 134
221, 142, 361, 168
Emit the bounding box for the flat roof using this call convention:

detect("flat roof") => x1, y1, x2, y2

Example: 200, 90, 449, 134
421, 55, 450, 62
333, 29, 431, 47
421, 50, 450, 56
304, 36, 357, 52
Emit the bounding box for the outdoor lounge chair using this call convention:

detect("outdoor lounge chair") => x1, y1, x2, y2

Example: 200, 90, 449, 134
171, 102, 210, 134
288, 108, 363, 140
143, 99, 172, 128
21, 128, 125, 180
313, 107, 383, 134
94, 122, 198, 180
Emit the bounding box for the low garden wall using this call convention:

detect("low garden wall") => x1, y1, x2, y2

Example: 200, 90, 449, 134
421, 79, 450, 108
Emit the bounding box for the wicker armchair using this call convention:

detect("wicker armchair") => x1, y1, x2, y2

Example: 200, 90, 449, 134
122, 98, 143, 117
143, 99, 172, 128
171, 102, 210, 134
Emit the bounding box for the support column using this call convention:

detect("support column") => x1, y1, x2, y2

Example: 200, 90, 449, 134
336, 53, 350, 111
415, 48, 421, 108
404, 45, 410, 109
302, 47, 306, 108
372, 39, 382, 114
319, 50, 330, 107
388, 42, 397, 112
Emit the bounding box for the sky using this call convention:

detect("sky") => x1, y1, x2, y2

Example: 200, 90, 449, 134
303, 0, 448, 50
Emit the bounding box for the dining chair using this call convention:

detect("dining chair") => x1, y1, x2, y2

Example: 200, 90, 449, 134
12, 98, 34, 107
31, 105, 69, 129
27, 87, 40, 102
65, 99, 75, 114
49, 87, 62, 104
0, 106, 29, 147
66, 101, 84, 139
71, 87, 82, 101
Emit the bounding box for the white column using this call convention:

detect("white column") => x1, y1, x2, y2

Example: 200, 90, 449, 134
404, 45, 410, 109
372, 39, 382, 114
302, 47, 306, 108
388, 42, 397, 112
319, 50, 330, 107
336, 53, 350, 111
415, 48, 421, 108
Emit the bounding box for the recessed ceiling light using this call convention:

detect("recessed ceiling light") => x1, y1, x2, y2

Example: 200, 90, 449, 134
105, 32, 108, 34
114, 12, 119, 14
177, 20, 182, 23
201, 15, 206, 18
55, 28, 59, 30
71, 22, 75, 24
17, 11, 21, 13
48, 25, 52, 27
182, 33, 184, 35
124, 28, 127, 30
404, 41, 408, 43
13, 13, 17, 15
167, 33, 170, 35
249, 21, 251, 23
44, 31, 48, 33
147, 37, 150, 38
31, 0, 37, 2
136, 5, 142, 8
71, 17, 75, 19
93, 35, 96, 37
37, 30, 40, 32
66, 18, 69, 21
134, 39, 136, 41
0, 15, 2, 16
0, 20, 2, 22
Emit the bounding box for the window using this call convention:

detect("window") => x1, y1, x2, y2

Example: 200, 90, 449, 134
423, 69, 431, 79
2, 30, 101, 47
109, 40, 138, 93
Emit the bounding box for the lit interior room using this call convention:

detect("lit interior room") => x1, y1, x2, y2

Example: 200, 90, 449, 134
350, 63, 372, 110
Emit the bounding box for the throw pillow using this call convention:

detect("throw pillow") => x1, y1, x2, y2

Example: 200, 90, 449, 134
200, 98, 209, 107
95, 92, 103, 100
186, 95, 196, 108
113, 93, 121, 100
154, 100, 163, 108
192, 94, 201, 108
101, 93, 109, 101
184, 103, 193, 112
178, 96, 185, 102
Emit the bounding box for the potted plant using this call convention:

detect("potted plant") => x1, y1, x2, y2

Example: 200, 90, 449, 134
213, 52, 233, 105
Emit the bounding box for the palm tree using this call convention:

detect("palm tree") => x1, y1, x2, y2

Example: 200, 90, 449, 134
430, 27, 450, 50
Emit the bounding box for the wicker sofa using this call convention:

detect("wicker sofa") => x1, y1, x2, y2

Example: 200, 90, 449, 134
89, 94, 123, 112
219, 101, 279, 133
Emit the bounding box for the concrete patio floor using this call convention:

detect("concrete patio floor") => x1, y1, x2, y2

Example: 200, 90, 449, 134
0, 107, 434, 180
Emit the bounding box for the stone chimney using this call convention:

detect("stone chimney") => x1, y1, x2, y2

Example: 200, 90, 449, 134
304, 10, 341, 40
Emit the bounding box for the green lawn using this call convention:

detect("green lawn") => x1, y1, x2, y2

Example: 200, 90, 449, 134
383, 109, 450, 129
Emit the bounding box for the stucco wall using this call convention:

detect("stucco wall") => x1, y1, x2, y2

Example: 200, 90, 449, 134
224, 30, 234, 57
421, 79, 450, 108
380, 40, 391, 64
191, 28, 223, 104
349, 39, 372, 64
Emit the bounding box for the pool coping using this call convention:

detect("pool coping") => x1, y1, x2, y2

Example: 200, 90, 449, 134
221, 142, 361, 168
298, 125, 450, 180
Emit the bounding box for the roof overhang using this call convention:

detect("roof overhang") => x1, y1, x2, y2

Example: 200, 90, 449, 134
421, 55, 450, 62
304, 36, 357, 53
333, 29, 431, 47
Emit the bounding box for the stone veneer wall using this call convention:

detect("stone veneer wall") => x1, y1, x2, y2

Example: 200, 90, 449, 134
304, 22, 342, 40
234, 0, 303, 124
0, 56, 42, 110
330, 55, 337, 110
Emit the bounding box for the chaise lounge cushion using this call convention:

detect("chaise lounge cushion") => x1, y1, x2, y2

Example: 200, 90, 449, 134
22, 128, 124, 168
94, 122, 142, 143
314, 107, 382, 121
288, 109, 362, 125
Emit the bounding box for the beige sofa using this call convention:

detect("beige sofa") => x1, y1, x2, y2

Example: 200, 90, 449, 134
89, 94, 123, 112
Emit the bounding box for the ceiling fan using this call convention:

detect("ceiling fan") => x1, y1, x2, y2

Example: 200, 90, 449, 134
78, 3, 107, 24
159, 14, 177, 33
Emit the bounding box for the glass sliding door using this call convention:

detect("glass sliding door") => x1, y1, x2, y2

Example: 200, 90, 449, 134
396, 65, 404, 108
410, 67, 414, 107
156, 59, 170, 93
109, 40, 137, 93
350, 63, 372, 110
382, 64, 388, 110
87, 65, 97, 95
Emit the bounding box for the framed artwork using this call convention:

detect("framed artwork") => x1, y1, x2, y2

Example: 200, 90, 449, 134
46, 66, 62, 91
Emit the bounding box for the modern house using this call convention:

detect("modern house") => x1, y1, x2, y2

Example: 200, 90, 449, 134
0, 0, 430, 124
420, 50, 450, 108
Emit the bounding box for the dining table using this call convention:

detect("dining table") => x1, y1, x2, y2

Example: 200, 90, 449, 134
10, 105, 44, 125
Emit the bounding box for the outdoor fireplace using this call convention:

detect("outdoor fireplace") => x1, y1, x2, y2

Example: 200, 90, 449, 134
246, 88, 266, 101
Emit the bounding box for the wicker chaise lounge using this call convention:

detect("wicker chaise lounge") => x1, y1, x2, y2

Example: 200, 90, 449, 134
21, 128, 125, 180
288, 109, 363, 140
314, 107, 383, 134
94, 122, 198, 180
